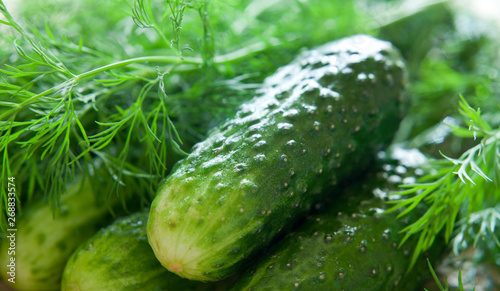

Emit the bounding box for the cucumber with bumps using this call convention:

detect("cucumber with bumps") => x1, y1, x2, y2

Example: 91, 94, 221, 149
0, 178, 113, 290
230, 148, 443, 290
62, 210, 218, 291
147, 34, 408, 281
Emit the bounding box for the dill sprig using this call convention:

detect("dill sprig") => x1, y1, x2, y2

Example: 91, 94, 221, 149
388, 95, 500, 268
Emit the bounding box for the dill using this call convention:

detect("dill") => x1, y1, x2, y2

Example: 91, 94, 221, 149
388, 96, 500, 268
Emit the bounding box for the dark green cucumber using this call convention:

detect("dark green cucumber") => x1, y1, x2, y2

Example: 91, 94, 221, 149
230, 148, 443, 290
0, 178, 113, 290
147, 34, 408, 281
62, 210, 220, 291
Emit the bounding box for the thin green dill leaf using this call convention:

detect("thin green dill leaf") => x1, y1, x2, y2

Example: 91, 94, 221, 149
0, 100, 19, 107
73, 112, 90, 146
89, 120, 132, 150
459, 96, 492, 131
132, 0, 155, 29
43, 22, 56, 41
78, 36, 83, 51
141, 113, 162, 144
424, 258, 441, 291
386, 198, 416, 211
385, 186, 420, 196
469, 159, 492, 182
96, 71, 151, 87
10, 25, 72, 75
448, 125, 479, 139
458, 269, 465, 291
439, 146, 490, 185
440, 151, 463, 166
400, 206, 439, 235
167, 116, 188, 156
390, 96, 500, 270
131, 0, 194, 54
387, 178, 448, 214
444, 197, 461, 242
397, 195, 427, 218
0, 150, 13, 230
408, 232, 427, 270
389, 178, 448, 195
468, 207, 500, 248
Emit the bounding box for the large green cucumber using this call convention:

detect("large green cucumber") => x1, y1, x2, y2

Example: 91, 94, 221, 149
0, 178, 113, 290
62, 210, 223, 291
147, 34, 408, 281
230, 148, 443, 290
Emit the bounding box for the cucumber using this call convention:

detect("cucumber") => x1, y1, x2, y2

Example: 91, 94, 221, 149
147, 34, 408, 281
230, 148, 443, 290
0, 178, 113, 291
62, 210, 221, 291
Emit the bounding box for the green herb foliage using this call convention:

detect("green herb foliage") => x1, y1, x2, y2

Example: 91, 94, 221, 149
425, 259, 471, 291
388, 96, 500, 268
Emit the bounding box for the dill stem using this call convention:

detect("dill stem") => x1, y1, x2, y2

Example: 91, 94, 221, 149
75, 56, 201, 80
77, 40, 278, 81
0, 55, 196, 119
1, 39, 278, 122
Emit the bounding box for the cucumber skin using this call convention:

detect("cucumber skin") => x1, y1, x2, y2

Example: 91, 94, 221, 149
0, 179, 112, 291
62, 210, 218, 291
148, 34, 408, 281
230, 151, 442, 291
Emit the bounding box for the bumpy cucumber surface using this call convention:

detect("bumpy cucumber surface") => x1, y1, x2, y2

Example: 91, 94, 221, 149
0, 179, 112, 291
148, 34, 408, 281
62, 210, 219, 291
230, 148, 443, 290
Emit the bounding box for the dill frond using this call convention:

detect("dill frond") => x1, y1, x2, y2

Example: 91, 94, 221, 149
388, 96, 500, 269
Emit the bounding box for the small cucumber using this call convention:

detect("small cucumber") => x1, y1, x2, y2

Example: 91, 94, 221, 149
0, 178, 113, 290
230, 148, 443, 290
62, 210, 219, 291
148, 34, 408, 281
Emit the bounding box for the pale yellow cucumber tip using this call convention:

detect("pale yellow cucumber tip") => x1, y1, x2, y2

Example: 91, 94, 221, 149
168, 263, 184, 273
